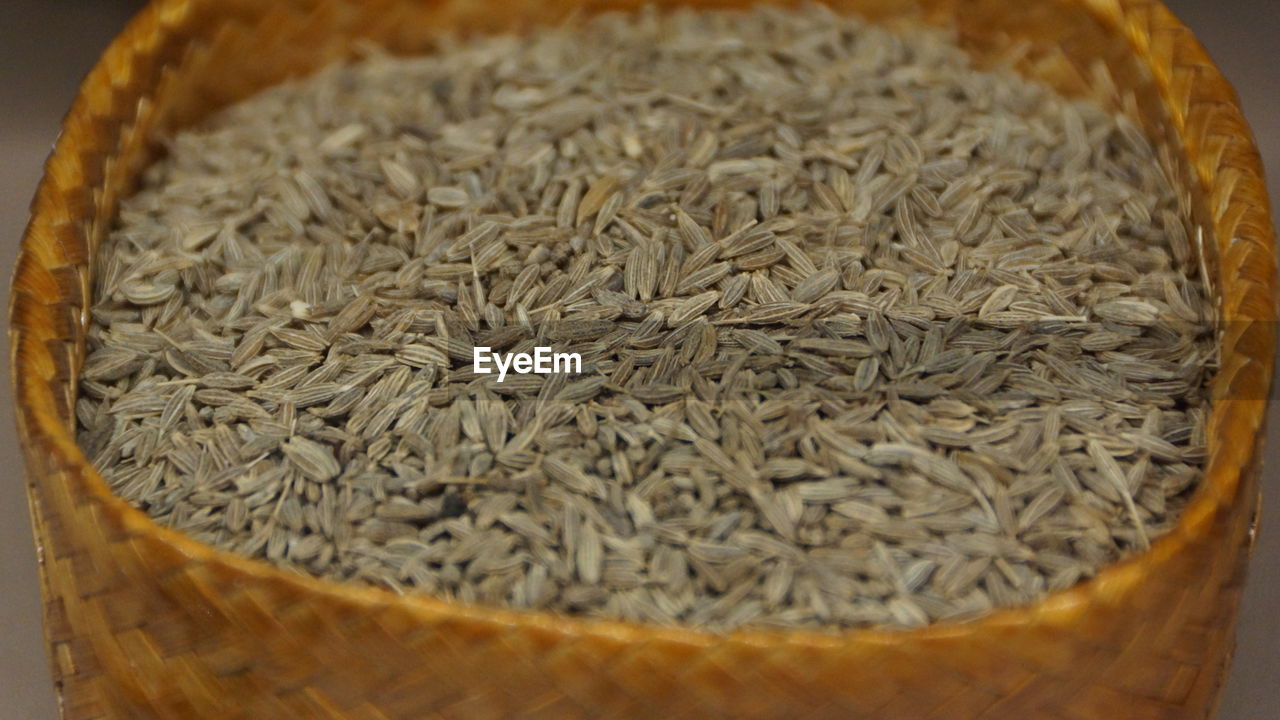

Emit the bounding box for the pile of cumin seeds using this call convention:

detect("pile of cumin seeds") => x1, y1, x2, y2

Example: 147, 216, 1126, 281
79, 4, 1217, 631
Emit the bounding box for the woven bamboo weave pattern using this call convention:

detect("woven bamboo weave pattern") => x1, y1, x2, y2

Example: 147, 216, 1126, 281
9, 0, 1275, 718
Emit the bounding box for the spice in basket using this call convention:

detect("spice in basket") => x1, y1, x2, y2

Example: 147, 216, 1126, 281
78, 4, 1216, 631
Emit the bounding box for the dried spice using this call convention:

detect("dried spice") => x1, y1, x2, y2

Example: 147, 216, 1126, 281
78, 5, 1215, 631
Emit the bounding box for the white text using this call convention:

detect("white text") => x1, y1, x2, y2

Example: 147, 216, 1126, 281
473, 346, 582, 382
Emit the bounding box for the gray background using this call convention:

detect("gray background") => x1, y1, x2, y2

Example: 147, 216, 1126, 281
0, 0, 1275, 716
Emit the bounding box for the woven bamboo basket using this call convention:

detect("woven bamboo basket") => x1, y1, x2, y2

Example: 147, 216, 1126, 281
10, 0, 1276, 718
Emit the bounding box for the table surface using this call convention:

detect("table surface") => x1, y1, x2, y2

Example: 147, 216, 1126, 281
1, 1, 1276, 717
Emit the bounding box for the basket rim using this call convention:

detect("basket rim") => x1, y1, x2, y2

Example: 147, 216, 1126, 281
9, 0, 1276, 651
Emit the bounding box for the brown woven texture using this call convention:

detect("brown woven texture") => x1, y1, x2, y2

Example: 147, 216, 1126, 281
8, 0, 1276, 718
